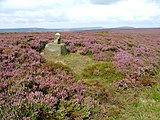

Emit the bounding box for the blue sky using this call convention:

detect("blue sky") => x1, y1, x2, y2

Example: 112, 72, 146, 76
0, 0, 160, 28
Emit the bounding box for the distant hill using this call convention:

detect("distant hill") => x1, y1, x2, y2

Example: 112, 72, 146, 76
112, 26, 135, 29
0, 27, 105, 32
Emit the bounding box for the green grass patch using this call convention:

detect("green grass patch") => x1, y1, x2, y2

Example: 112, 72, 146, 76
43, 53, 95, 75
43, 52, 124, 86
120, 84, 160, 120
80, 62, 124, 85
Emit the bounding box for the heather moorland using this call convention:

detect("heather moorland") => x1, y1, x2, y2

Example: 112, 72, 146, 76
0, 28, 160, 120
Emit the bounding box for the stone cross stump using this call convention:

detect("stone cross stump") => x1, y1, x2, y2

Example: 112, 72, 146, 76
44, 33, 68, 56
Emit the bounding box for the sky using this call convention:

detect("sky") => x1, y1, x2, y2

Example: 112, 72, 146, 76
0, 0, 160, 28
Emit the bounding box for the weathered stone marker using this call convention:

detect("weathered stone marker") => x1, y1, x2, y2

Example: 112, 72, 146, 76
44, 33, 68, 56
53, 33, 61, 44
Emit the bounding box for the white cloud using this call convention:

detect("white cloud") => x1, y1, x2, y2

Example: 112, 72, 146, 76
89, 0, 124, 5
0, 0, 160, 28
68, 0, 160, 22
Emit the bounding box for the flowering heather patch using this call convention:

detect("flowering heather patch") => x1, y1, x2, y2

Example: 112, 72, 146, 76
62, 29, 160, 73
113, 50, 145, 72
114, 66, 156, 89
0, 33, 97, 119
